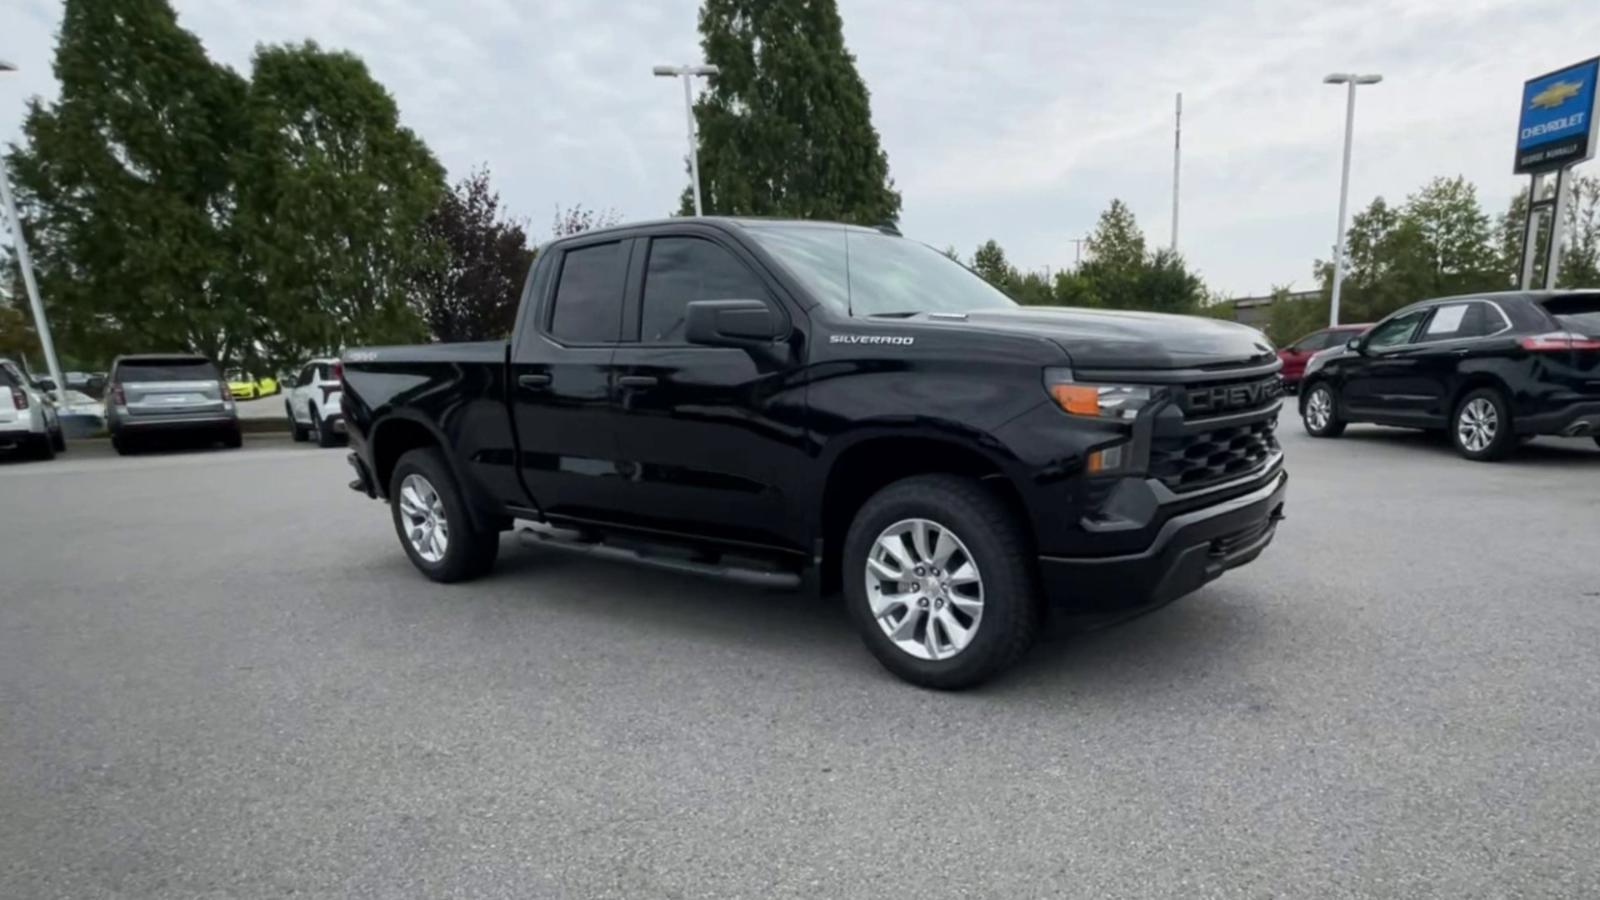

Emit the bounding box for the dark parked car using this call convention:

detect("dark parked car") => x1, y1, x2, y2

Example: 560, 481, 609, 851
1277, 323, 1370, 391
1299, 291, 1600, 460
342, 218, 1288, 689
106, 354, 242, 455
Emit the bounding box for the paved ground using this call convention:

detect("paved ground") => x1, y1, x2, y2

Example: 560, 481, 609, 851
2, 426, 1598, 899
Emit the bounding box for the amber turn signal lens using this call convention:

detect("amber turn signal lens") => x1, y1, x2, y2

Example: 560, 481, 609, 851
1049, 383, 1101, 416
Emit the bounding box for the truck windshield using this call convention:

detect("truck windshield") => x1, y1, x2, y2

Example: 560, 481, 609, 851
745, 224, 1016, 317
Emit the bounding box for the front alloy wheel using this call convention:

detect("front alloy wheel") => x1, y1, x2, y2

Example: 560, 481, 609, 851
1301, 384, 1345, 437
865, 518, 984, 661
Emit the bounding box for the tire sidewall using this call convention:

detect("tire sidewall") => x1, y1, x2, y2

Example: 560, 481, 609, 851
1453, 388, 1514, 461
843, 479, 1034, 688
389, 449, 483, 582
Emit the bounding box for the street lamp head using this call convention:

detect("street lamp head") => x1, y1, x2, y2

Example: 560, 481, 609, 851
652, 65, 680, 77
0, 59, 18, 73
1324, 72, 1382, 85
1354, 74, 1383, 85
654, 64, 719, 78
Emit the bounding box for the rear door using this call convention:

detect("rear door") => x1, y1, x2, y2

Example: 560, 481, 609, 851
116, 358, 227, 418
1405, 301, 1514, 421
509, 237, 632, 521
607, 230, 808, 551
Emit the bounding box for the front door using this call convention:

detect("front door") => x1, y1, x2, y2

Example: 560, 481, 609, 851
1343, 308, 1430, 419
509, 237, 633, 522
607, 232, 810, 554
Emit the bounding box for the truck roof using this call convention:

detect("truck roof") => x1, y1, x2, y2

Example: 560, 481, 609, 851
540, 216, 896, 251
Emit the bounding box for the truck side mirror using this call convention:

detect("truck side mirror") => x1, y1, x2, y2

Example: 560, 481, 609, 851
685, 300, 781, 347
1346, 337, 1363, 353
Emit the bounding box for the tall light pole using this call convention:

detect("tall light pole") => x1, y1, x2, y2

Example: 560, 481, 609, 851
653, 63, 720, 216
1171, 92, 1182, 253
0, 59, 69, 406
1323, 72, 1382, 326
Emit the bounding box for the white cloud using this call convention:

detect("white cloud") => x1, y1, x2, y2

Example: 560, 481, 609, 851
4, 0, 1598, 295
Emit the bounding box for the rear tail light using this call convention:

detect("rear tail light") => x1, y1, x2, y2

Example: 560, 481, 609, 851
220, 383, 234, 402
331, 360, 343, 383
111, 384, 126, 407
1520, 331, 1600, 351
10, 387, 26, 410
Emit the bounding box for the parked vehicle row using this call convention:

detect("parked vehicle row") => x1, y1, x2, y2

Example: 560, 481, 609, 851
1277, 322, 1370, 392
341, 217, 1289, 689
226, 370, 280, 401
1298, 291, 1600, 460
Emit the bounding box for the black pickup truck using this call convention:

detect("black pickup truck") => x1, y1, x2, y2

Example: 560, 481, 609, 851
342, 218, 1288, 688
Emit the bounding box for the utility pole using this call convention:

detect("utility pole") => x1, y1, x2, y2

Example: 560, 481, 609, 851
652, 64, 720, 216
0, 59, 69, 407
1070, 238, 1088, 268
1171, 92, 1181, 253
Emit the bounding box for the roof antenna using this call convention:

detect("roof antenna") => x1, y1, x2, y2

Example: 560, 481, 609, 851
843, 227, 854, 317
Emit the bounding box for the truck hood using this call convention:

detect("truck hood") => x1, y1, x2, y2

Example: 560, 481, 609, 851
935, 307, 1277, 371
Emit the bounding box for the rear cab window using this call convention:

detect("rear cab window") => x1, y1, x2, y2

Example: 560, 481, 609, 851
548, 241, 627, 344
1541, 294, 1600, 335
116, 358, 220, 383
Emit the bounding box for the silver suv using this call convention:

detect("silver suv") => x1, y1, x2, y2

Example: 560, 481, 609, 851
106, 354, 241, 455
0, 357, 66, 460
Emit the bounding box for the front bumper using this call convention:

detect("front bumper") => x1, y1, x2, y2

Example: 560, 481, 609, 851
1038, 468, 1287, 614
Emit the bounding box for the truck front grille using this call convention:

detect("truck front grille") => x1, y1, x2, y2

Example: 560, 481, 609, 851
1150, 417, 1279, 491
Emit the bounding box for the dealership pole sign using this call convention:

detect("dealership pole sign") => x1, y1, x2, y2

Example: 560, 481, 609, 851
1514, 57, 1599, 290
1515, 57, 1599, 174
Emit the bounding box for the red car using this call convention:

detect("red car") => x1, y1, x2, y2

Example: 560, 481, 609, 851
1277, 323, 1370, 391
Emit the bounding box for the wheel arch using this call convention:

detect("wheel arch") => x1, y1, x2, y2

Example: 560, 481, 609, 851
369, 411, 508, 534
817, 432, 1030, 594
1448, 371, 1514, 418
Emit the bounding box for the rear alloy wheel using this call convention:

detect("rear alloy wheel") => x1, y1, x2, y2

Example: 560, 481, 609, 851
1301, 383, 1346, 437
1452, 388, 1515, 461
845, 474, 1039, 690
389, 447, 499, 583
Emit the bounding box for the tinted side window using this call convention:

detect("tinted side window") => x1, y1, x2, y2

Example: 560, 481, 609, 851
1289, 332, 1327, 353
1418, 304, 1473, 342
1366, 310, 1428, 350
549, 242, 627, 344
0, 362, 21, 388
641, 238, 770, 343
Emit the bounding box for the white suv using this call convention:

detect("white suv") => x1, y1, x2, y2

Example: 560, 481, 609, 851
0, 358, 66, 460
284, 358, 345, 447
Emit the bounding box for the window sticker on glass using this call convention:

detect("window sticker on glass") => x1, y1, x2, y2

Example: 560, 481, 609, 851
1425, 304, 1468, 335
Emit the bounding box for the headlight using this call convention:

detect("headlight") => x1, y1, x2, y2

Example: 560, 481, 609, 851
1044, 368, 1157, 421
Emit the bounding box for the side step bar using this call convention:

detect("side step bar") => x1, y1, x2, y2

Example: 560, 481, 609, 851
517, 524, 802, 590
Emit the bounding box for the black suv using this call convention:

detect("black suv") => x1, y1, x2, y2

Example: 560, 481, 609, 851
1299, 291, 1600, 460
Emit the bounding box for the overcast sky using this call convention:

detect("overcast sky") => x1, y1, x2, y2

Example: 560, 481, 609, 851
5, 0, 1600, 296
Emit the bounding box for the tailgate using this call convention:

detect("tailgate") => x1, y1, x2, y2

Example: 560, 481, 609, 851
124, 380, 227, 417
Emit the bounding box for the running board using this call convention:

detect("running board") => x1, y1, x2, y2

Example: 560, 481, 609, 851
517, 524, 802, 590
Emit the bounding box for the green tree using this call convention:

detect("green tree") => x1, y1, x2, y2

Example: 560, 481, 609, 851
683, 0, 901, 223
1074, 200, 1204, 314
1264, 287, 1327, 347
233, 42, 444, 365
1085, 199, 1145, 273
1501, 175, 1600, 289
5, 0, 248, 366
971, 239, 1013, 290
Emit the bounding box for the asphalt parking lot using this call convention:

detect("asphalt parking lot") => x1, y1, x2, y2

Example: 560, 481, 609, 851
2, 427, 1597, 898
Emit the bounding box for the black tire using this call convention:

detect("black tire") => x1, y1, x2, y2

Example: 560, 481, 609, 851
51, 428, 66, 453
29, 433, 56, 461
1593, 436, 1600, 451
311, 404, 340, 448
222, 427, 243, 449
111, 432, 134, 456
1451, 387, 1516, 461
843, 474, 1040, 690
389, 447, 499, 583
1301, 382, 1346, 437
289, 404, 309, 442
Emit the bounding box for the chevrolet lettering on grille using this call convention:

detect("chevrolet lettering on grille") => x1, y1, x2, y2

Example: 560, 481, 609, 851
1186, 377, 1282, 415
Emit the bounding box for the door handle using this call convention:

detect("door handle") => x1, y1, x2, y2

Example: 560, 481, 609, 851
616, 375, 659, 389
517, 373, 552, 389
1452, 348, 1471, 356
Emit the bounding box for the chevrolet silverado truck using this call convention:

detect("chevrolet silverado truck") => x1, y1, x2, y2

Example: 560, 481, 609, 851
342, 218, 1288, 688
